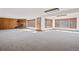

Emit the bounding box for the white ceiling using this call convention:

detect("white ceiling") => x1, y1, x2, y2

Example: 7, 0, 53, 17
0, 8, 79, 19
0, 8, 48, 19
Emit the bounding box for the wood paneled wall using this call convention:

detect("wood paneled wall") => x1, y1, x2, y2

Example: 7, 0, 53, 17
0, 18, 17, 29
17, 19, 26, 28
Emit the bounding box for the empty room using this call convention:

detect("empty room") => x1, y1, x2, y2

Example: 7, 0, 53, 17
0, 8, 79, 51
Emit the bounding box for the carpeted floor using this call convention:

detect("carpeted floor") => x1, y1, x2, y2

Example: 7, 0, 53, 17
0, 29, 79, 51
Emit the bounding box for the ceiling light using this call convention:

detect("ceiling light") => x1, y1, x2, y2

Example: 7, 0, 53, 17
44, 8, 59, 13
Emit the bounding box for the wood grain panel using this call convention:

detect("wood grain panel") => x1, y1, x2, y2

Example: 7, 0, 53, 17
17, 19, 26, 28
0, 18, 17, 29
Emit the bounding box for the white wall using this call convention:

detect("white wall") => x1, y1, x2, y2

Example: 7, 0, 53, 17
41, 17, 45, 30
77, 16, 79, 29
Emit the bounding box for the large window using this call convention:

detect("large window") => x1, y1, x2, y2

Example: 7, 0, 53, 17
45, 19, 53, 28
26, 19, 35, 27
55, 18, 77, 29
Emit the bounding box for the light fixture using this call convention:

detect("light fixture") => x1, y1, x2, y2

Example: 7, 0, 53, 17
44, 8, 59, 13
